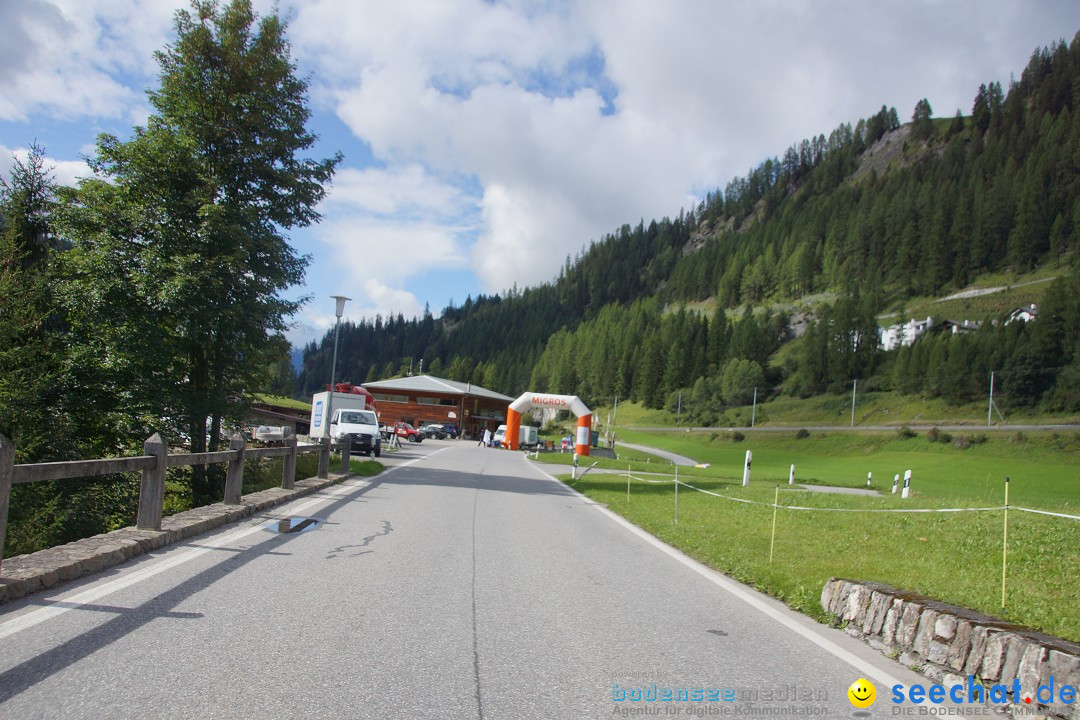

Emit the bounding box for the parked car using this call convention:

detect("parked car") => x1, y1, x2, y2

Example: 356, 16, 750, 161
420, 423, 448, 439
391, 422, 424, 443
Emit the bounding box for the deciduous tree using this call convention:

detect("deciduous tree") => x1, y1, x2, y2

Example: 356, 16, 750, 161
57, 0, 340, 499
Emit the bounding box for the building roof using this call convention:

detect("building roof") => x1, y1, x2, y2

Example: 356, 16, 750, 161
363, 374, 515, 403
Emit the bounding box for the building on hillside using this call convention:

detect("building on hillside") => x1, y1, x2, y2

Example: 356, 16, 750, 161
1005, 304, 1038, 324
362, 375, 514, 440
938, 319, 981, 335
879, 316, 934, 351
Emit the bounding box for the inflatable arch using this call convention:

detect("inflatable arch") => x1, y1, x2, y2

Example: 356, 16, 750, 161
505, 393, 592, 455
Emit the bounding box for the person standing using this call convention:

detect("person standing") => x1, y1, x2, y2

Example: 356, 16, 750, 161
480, 428, 492, 447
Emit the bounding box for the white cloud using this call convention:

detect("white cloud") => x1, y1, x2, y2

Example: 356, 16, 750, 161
0, 144, 92, 187
327, 164, 473, 219
0, 0, 178, 121
307, 211, 471, 323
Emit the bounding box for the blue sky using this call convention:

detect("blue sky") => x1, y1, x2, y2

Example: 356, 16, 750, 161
2, 0, 1078, 348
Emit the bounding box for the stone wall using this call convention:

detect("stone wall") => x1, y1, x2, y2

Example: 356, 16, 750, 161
821, 578, 1080, 719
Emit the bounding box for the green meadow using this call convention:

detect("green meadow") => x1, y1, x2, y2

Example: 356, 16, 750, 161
532, 428, 1080, 643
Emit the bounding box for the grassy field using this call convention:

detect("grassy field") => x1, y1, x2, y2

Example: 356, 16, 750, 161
613, 428, 1080, 509
530, 428, 1080, 642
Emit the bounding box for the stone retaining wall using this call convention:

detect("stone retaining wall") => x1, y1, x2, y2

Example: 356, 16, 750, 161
822, 578, 1080, 719
0, 473, 348, 604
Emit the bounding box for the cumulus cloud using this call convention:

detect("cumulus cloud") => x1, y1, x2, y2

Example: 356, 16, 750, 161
326, 164, 473, 219
0, 0, 178, 121
0, 144, 92, 187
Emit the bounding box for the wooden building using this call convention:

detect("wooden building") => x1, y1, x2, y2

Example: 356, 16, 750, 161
362, 375, 514, 439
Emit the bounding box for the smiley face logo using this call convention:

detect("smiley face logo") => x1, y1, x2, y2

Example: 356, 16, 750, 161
848, 678, 876, 708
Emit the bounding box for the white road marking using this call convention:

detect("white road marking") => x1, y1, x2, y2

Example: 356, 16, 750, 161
526, 458, 907, 690
0, 450, 447, 640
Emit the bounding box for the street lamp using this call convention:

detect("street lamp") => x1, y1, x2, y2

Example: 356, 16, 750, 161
325, 295, 351, 441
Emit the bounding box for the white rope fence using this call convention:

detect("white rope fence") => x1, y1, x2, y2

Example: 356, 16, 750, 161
622, 470, 1078, 519
616, 466, 1077, 611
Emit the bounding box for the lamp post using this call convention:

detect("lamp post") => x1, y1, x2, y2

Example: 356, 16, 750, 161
325, 295, 350, 442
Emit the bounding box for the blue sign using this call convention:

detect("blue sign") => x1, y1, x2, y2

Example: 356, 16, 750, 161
313, 400, 324, 430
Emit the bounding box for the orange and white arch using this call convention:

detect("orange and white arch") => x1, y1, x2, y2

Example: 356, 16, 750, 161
505, 393, 592, 456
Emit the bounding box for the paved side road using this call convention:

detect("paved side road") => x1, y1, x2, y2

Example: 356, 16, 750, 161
616, 440, 699, 466
0, 441, 939, 718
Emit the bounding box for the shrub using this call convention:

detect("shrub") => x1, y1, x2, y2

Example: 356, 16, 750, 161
926, 428, 952, 444
796, 428, 810, 439
731, 431, 745, 442
896, 425, 917, 439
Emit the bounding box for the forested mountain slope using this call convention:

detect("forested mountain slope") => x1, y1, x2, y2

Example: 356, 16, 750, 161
299, 33, 1080, 416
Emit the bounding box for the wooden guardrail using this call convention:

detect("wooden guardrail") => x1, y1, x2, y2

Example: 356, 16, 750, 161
0, 430, 354, 574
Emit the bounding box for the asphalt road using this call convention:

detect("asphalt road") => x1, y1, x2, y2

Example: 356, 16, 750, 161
0, 440, 942, 719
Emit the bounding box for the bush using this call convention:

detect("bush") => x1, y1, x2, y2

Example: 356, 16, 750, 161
927, 427, 952, 444
896, 425, 917, 439
796, 428, 811, 439
953, 433, 987, 449
731, 431, 745, 442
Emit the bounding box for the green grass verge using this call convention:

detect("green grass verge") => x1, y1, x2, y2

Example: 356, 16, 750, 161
612, 428, 1080, 510
529, 428, 1079, 642
557, 471, 1079, 643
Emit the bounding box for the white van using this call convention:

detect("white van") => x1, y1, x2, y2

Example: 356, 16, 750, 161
493, 424, 539, 449
329, 408, 382, 457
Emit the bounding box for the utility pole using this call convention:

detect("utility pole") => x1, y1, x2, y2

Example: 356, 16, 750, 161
850, 379, 857, 428
751, 387, 757, 428
676, 393, 682, 426
988, 371, 995, 427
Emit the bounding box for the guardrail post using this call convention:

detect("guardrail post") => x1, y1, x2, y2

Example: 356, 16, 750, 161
318, 439, 330, 479
224, 433, 246, 504
137, 433, 167, 530
0, 432, 14, 575
282, 432, 297, 490
339, 436, 351, 474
